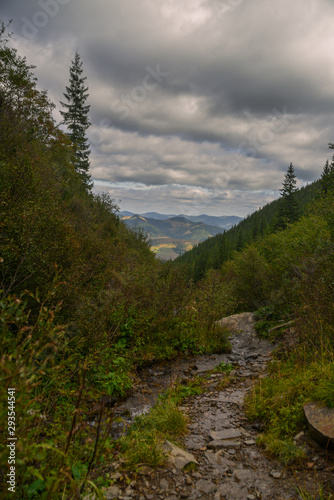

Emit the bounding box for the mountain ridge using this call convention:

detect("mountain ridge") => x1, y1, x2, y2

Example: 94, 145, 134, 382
119, 211, 242, 229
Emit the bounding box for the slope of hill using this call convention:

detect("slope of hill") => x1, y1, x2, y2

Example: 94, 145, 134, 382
121, 214, 224, 259
180, 214, 242, 229
174, 179, 321, 280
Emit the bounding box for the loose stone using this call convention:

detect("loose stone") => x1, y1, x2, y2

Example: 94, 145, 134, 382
233, 468, 253, 482
208, 440, 242, 449
210, 428, 243, 441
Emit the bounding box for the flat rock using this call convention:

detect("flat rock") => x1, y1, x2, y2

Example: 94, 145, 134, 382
217, 395, 244, 405
184, 434, 206, 450
205, 450, 221, 466
196, 479, 216, 494
303, 401, 334, 449
208, 439, 241, 449
218, 482, 249, 499
162, 440, 199, 469
204, 450, 236, 468
103, 485, 120, 499
210, 428, 243, 441
234, 468, 253, 482
137, 465, 154, 475
160, 478, 170, 490
244, 439, 256, 446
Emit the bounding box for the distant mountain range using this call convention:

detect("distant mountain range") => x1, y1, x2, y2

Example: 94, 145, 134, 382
119, 212, 242, 229
119, 212, 242, 260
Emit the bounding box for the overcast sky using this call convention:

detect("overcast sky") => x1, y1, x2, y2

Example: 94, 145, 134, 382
2, 0, 334, 217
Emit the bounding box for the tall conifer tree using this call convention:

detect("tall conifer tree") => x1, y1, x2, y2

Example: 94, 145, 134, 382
321, 144, 334, 194
276, 163, 300, 230
60, 51, 91, 188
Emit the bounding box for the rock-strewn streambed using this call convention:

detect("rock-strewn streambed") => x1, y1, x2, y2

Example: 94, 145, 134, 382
96, 313, 334, 500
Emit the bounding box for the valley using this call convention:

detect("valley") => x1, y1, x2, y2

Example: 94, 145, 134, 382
120, 213, 242, 260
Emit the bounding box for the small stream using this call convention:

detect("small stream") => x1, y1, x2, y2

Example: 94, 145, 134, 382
110, 331, 255, 438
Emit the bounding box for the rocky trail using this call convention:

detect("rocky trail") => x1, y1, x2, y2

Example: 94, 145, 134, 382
98, 313, 334, 500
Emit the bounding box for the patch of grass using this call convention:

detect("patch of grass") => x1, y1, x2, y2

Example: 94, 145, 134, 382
313, 376, 334, 408
182, 462, 198, 472
200, 324, 232, 354
213, 361, 233, 374
119, 398, 188, 468
297, 484, 334, 500
151, 399, 188, 436
257, 434, 306, 465
216, 376, 232, 391
120, 428, 166, 467
246, 356, 334, 463
159, 380, 203, 405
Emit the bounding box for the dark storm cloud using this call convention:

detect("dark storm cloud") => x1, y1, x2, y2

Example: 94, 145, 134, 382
1, 0, 334, 215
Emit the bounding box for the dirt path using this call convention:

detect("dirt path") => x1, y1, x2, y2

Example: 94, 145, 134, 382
101, 313, 334, 500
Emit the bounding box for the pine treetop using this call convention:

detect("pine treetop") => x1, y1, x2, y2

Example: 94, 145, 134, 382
279, 162, 297, 198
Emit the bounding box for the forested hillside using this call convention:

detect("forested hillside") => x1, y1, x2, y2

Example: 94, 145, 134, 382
175, 178, 320, 281
122, 214, 225, 260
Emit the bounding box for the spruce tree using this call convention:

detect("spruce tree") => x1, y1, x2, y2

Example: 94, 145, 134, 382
60, 51, 91, 188
321, 144, 334, 195
276, 162, 300, 230
320, 159, 332, 194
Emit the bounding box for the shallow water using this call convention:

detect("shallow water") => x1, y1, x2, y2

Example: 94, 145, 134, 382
110, 349, 240, 437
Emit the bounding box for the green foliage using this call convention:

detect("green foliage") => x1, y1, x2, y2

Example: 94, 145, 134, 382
223, 246, 270, 310
320, 158, 334, 195
158, 381, 203, 405
120, 428, 166, 468
298, 483, 333, 500
120, 398, 188, 467
254, 306, 286, 339
0, 292, 81, 499
257, 435, 305, 465
94, 355, 133, 397
214, 361, 233, 374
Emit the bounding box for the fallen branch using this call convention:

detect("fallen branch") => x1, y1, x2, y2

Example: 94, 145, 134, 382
268, 320, 296, 334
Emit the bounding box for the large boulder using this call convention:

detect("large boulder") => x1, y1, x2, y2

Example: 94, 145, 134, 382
216, 312, 255, 334
303, 401, 334, 449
